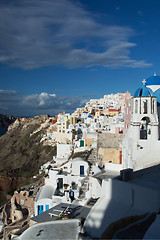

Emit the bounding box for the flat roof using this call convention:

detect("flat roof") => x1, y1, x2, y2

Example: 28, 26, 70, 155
14, 219, 80, 240
117, 164, 160, 191
31, 203, 91, 223
93, 170, 119, 180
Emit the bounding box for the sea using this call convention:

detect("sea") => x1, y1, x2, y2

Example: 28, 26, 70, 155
0, 127, 7, 137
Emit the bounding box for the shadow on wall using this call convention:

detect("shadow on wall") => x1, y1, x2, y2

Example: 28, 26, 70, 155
83, 166, 160, 239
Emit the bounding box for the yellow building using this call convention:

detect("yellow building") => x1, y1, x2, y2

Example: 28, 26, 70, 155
98, 147, 122, 164
57, 116, 77, 133
108, 108, 119, 117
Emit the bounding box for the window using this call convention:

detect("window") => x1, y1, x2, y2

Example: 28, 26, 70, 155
38, 205, 44, 215
135, 100, 138, 113
143, 100, 148, 114
45, 205, 49, 211
152, 100, 155, 113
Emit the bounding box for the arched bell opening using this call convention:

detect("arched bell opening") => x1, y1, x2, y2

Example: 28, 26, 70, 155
140, 117, 150, 140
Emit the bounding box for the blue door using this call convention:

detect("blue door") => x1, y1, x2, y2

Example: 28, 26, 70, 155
45, 205, 49, 211
80, 165, 84, 175
69, 190, 74, 202
38, 205, 44, 215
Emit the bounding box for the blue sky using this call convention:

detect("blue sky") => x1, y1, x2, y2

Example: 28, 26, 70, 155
0, 0, 160, 116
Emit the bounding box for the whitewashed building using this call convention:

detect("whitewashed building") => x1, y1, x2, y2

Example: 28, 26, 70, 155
84, 165, 160, 239
54, 143, 74, 165
35, 157, 90, 216
34, 185, 55, 216
123, 82, 160, 171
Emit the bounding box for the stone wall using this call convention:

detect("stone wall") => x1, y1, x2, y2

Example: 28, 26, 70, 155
97, 133, 123, 148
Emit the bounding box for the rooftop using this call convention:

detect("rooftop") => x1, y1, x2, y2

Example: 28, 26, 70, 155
35, 185, 54, 202
31, 203, 91, 223
93, 169, 119, 181
134, 85, 153, 98
13, 219, 81, 240
146, 75, 160, 86
117, 164, 160, 191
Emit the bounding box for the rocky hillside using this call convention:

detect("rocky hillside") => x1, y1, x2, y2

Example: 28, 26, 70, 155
0, 115, 57, 204
0, 114, 17, 136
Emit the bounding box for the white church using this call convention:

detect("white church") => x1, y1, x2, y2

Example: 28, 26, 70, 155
83, 75, 160, 239
123, 74, 160, 171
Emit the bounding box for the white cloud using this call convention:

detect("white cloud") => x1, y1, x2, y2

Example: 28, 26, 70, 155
0, 89, 88, 116
0, 0, 151, 69
22, 92, 57, 108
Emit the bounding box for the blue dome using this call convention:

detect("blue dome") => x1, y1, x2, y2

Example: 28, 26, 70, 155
146, 75, 160, 86
83, 111, 87, 113
88, 115, 92, 118
153, 88, 160, 104
134, 85, 153, 97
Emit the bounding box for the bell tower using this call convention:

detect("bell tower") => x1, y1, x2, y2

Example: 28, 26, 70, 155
131, 79, 159, 141
123, 76, 160, 171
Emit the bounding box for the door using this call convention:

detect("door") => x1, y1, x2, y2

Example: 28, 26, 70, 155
119, 150, 122, 164
80, 140, 84, 147
80, 165, 84, 175
38, 205, 44, 215
58, 178, 63, 189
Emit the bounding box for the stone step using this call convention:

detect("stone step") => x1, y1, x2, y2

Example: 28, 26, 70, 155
83, 180, 88, 184
81, 189, 87, 193
83, 178, 89, 184
79, 195, 85, 200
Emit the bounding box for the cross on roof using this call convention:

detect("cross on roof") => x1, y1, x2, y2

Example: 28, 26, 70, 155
142, 79, 146, 85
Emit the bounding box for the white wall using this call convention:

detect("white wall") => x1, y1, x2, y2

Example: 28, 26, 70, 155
84, 176, 160, 238
88, 177, 101, 199
123, 128, 160, 171
35, 198, 54, 216
57, 143, 73, 159
105, 163, 123, 172
71, 159, 89, 176
45, 168, 86, 189
55, 158, 68, 166
74, 146, 92, 153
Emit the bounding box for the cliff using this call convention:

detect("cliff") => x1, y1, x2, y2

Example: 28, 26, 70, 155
0, 115, 57, 204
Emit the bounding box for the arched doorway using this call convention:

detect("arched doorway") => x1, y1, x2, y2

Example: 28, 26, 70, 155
140, 117, 150, 139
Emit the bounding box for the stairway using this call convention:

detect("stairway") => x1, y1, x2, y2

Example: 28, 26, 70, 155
78, 176, 89, 200
87, 197, 99, 207
78, 162, 94, 201
77, 148, 99, 201
87, 148, 97, 165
